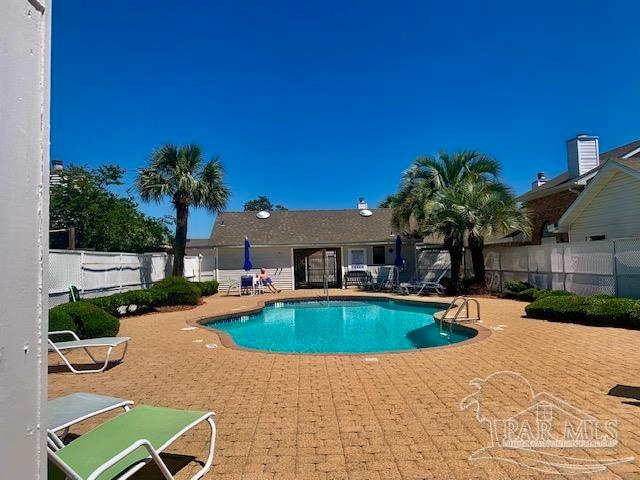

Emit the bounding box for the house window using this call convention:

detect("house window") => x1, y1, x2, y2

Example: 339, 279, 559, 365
372, 246, 385, 265
349, 249, 366, 267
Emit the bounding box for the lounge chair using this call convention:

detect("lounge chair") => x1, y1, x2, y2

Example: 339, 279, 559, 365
48, 330, 130, 374
410, 269, 448, 295
361, 266, 395, 292
49, 392, 134, 445
48, 404, 216, 480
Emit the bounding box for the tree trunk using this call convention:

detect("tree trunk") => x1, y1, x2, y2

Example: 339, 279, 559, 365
445, 236, 463, 294
468, 233, 486, 287
173, 201, 189, 277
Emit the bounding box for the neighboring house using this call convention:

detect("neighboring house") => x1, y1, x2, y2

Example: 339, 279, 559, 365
515, 134, 640, 245
556, 159, 640, 242
187, 204, 417, 290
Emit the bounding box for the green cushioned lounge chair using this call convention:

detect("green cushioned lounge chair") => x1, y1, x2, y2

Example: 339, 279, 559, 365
48, 405, 216, 480
48, 330, 130, 374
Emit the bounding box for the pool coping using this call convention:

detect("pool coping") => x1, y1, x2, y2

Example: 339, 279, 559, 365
188, 294, 491, 355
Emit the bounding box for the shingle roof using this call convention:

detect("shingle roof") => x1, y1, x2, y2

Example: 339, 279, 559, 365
518, 138, 640, 201
198, 209, 405, 247
615, 157, 640, 172
599, 139, 640, 161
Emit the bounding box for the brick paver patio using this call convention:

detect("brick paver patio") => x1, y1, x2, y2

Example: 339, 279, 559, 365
49, 290, 640, 479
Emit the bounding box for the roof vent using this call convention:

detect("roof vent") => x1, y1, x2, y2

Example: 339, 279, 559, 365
531, 172, 547, 189
359, 209, 373, 217
256, 211, 270, 219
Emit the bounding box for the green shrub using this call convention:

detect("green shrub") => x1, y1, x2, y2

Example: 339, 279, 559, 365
526, 294, 640, 329
90, 289, 155, 316
48, 306, 76, 339
535, 290, 575, 300
516, 287, 540, 302
504, 280, 532, 294
151, 276, 201, 306
585, 297, 640, 327
525, 295, 589, 322
589, 294, 616, 300
192, 280, 219, 296
49, 301, 119, 339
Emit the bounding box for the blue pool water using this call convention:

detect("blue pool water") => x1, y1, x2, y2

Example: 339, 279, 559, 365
205, 299, 475, 353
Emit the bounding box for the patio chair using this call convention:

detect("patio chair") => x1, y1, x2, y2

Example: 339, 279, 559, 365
362, 266, 395, 292
48, 392, 134, 446
411, 269, 448, 295
48, 404, 216, 480
225, 275, 256, 296
48, 330, 130, 374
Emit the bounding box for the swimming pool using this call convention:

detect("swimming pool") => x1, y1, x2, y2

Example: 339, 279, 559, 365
204, 299, 476, 354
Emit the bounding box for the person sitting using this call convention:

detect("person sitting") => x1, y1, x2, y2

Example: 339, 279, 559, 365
259, 268, 281, 293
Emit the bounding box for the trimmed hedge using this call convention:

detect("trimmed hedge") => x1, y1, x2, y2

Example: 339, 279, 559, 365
49, 301, 119, 339
505, 284, 574, 302
504, 280, 532, 294
192, 280, 219, 296
526, 294, 640, 328
150, 276, 201, 306
89, 289, 156, 317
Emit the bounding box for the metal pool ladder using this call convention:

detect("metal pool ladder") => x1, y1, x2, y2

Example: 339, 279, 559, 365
438, 296, 480, 337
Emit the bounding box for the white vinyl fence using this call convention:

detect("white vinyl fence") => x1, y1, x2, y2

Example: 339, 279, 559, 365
417, 249, 451, 279
49, 250, 209, 306
484, 238, 640, 298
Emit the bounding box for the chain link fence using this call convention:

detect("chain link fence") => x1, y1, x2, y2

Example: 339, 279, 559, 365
49, 250, 207, 306
483, 238, 640, 298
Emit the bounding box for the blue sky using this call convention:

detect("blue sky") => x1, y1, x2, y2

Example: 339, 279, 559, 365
51, 0, 640, 238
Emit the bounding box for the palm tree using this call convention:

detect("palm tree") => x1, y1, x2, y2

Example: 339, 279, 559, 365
391, 150, 510, 290
466, 185, 530, 285
136, 143, 230, 277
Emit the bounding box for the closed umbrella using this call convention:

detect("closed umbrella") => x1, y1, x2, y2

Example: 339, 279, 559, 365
394, 234, 404, 289
394, 234, 404, 268
243, 237, 253, 271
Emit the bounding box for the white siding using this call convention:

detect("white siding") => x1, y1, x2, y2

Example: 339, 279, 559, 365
570, 171, 640, 241
217, 246, 294, 290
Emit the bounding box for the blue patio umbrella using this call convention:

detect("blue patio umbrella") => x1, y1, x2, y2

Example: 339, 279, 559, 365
394, 234, 404, 268
243, 237, 253, 271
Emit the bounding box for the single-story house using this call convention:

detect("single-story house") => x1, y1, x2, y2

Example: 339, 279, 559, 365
186, 206, 418, 290
556, 158, 640, 242
496, 134, 640, 245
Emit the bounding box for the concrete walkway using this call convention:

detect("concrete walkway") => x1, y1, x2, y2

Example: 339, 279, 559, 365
49, 290, 640, 479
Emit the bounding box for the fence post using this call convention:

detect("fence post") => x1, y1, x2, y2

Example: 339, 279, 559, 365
612, 240, 618, 297
119, 253, 123, 293
80, 251, 85, 295
526, 245, 531, 285
498, 248, 503, 293
562, 243, 566, 292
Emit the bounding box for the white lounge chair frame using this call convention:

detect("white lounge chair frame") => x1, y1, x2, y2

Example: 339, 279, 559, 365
413, 269, 448, 295
48, 393, 134, 447
48, 330, 130, 374
47, 412, 216, 480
